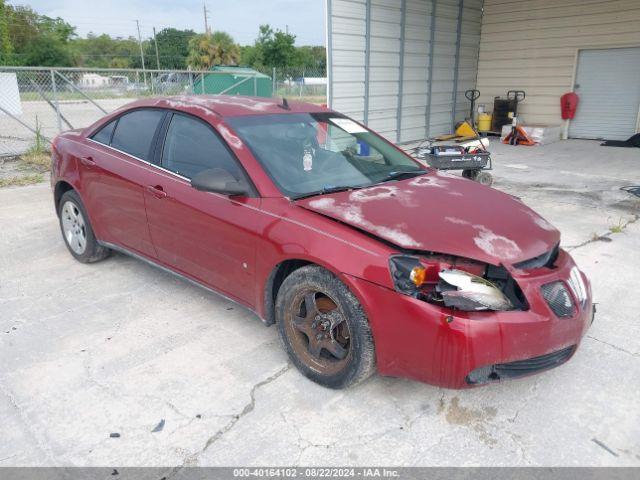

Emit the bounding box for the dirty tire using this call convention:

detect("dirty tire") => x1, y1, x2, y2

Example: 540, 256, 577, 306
475, 171, 493, 186
276, 265, 376, 389
462, 169, 479, 180
58, 190, 110, 263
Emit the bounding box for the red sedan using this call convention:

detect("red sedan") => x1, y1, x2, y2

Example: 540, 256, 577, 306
51, 96, 594, 389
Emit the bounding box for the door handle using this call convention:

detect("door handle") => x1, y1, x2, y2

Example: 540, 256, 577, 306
146, 185, 167, 199
79, 156, 95, 166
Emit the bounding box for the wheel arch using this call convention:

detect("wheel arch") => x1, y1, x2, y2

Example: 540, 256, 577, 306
263, 259, 312, 326
263, 257, 358, 326
54, 180, 75, 215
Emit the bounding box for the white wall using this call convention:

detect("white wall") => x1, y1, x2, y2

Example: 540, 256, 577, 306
328, 0, 483, 142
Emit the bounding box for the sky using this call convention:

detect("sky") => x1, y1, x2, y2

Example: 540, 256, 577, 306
19, 0, 326, 46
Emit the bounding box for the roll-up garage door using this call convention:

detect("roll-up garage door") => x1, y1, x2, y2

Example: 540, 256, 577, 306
569, 47, 640, 141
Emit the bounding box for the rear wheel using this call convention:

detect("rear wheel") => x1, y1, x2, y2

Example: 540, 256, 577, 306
58, 190, 109, 263
462, 169, 493, 186
475, 170, 494, 186
276, 265, 375, 389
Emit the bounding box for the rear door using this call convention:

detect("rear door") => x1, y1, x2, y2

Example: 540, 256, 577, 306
143, 112, 261, 307
83, 108, 166, 257
569, 47, 640, 141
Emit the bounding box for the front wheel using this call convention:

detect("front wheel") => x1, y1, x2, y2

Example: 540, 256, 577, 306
58, 190, 110, 263
276, 265, 376, 389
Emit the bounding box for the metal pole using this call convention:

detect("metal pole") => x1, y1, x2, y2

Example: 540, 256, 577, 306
451, 0, 464, 133
272, 67, 276, 96
203, 2, 210, 34
363, 0, 372, 125
153, 27, 161, 70
30, 76, 72, 129
54, 71, 108, 114
188, 66, 194, 93
396, 0, 407, 143
0, 104, 51, 144
326, 0, 333, 107
136, 20, 147, 86
253, 75, 257, 96
50, 69, 62, 132
425, 0, 437, 138
218, 75, 253, 95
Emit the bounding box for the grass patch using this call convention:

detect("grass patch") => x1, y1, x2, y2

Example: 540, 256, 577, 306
20, 150, 51, 171
609, 217, 626, 234
19, 116, 51, 172
0, 173, 44, 188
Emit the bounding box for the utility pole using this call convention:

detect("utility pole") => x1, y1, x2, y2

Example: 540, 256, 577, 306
153, 27, 160, 69
135, 20, 147, 85
203, 2, 210, 34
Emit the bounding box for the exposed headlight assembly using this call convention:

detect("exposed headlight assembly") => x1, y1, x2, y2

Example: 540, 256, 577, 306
389, 255, 515, 312
438, 269, 513, 311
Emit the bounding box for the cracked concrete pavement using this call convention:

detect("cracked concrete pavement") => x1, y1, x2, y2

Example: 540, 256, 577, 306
0, 139, 639, 467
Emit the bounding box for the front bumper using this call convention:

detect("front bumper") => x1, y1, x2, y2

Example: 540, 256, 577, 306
346, 250, 593, 389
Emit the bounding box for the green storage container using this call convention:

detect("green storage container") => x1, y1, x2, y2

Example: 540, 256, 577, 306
193, 66, 272, 97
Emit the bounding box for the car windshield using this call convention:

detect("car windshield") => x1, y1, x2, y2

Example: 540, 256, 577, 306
226, 112, 427, 199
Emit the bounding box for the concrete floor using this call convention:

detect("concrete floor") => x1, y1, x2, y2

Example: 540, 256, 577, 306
0, 140, 639, 467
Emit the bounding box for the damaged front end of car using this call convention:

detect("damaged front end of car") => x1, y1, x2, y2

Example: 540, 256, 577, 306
389, 254, 528, 313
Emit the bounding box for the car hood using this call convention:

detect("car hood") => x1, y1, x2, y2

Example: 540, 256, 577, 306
295, 172, 560, 266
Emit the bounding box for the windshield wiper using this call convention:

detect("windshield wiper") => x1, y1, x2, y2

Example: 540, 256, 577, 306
292, 184, 364, 201
378, 170, 427, 183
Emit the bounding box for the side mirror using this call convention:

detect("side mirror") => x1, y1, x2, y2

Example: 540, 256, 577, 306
191, 168, 249, 196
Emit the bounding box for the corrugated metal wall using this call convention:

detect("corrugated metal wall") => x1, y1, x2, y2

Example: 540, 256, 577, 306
327, 0, 483, 143
475, 0, 640, 128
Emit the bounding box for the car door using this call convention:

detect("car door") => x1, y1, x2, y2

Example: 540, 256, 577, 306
143, 112, 260, 307
82, 108, 166, 257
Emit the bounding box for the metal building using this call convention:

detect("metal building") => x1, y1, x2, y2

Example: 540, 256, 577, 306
476, 1, 640, 141
327, 0, 640, 142
326, 0, 483, 143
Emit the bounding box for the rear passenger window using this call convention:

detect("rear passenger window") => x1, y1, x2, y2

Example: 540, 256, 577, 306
91, 119, 116, 145
161, 114, 242, 180
111, 109, 164, 161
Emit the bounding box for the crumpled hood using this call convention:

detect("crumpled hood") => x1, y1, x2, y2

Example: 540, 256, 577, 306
296, 172, 560, 266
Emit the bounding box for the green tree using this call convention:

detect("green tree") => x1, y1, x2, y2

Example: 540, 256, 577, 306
5, 5, 41, 56
0, 0, 13, 64
144, 28, 195, 69
22, 35, 73, 66
295, 46, 326, 71
187, 31, 240, 69
69, 33, 140, 68
5, 5, 75, 66
241, 24, 305, 70
240, 44, 264, 70
262, 27, 297, 68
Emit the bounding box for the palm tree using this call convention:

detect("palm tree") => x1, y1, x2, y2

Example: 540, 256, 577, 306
187, 31, 240, 69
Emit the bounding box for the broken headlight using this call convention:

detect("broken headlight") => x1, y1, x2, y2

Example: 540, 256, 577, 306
438, 269, 513, 311
389, 255, 515, 312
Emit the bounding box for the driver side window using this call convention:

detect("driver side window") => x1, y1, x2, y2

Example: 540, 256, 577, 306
161, 113, 242, 180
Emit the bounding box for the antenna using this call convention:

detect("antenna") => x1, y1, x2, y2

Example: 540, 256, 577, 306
279, 97, 290, 110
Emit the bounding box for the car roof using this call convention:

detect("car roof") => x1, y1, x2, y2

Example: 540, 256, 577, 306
122, 95, 330, 117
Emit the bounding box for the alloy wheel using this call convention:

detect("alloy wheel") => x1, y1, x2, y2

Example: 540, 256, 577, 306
61, 201, 87, 255
284, 290, 352, 375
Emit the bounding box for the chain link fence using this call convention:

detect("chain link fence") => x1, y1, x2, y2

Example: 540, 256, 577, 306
0, 66, 326, 159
